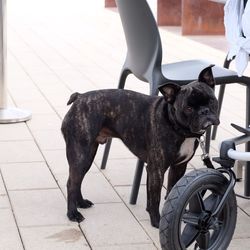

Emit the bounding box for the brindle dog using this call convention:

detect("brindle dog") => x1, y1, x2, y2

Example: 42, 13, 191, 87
61, 65, 219, 228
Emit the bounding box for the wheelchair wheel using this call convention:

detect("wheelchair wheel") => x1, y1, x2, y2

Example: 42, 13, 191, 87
159, 168, 237, 250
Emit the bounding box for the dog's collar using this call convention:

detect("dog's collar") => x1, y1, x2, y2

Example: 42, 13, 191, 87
167, 105, 204, 138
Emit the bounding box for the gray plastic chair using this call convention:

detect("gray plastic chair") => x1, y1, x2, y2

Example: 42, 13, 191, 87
101, 0, 250, 204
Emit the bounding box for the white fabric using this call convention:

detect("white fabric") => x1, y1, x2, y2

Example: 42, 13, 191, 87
224, 0, 250, 76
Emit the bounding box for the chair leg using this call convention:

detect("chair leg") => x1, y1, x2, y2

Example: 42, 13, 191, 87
118, 68, 130, 89
100, 138, 112, 169
205, 126, 211, 153
150, 82, 159, 96
212, 56, 232, 140
130, 159, 144, 204
212, 84, 226, 140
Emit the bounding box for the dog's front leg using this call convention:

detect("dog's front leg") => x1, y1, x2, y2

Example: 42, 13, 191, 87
166, 162, 187, 197
146, 164, 165, 228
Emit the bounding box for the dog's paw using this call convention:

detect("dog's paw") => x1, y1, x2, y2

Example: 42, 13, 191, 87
77, 199, 94, 208
67, 210, 85, 223
149, 213, 160, 228
151, 219, 159, 228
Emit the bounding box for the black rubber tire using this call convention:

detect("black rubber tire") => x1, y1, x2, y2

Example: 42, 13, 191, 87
159, 168, 237, 250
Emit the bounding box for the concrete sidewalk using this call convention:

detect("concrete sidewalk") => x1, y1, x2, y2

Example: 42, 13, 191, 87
0, 0, 250, 249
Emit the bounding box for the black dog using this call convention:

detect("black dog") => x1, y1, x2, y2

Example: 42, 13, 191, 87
61, 65, 219, 228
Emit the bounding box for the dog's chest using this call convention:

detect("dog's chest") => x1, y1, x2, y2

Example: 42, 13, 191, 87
176, 138, 197, 165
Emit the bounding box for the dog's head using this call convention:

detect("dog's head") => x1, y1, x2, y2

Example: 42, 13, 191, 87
159, 65, 220, 135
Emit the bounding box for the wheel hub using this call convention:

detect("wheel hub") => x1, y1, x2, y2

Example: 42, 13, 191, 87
198, 211, 214, 232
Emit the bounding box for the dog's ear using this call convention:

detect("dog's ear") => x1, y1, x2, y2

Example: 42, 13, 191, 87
198, 64, 216, 89
158, 83, 181, 104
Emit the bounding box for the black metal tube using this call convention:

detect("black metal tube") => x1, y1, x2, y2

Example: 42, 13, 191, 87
212, 169, 236, 217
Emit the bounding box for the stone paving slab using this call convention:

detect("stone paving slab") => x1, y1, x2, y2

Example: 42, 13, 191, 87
26, 113, 62, 131
1, 162, 58, 190
0, 123, 33, 141
229, 239, 250, 250
79, 203, 152, 247
9, 189, 68, 227
0, 141, 44, 163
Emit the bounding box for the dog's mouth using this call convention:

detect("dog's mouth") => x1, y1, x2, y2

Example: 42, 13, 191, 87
202, 123, 212, 131
198, 129, 206, 134
203, 117, 220, 129
194, 118, 220, 134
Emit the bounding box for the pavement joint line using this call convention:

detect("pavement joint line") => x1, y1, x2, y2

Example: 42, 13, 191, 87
0, 169, 26, 250
0, 160, 45, 165
237, 205, 250, 217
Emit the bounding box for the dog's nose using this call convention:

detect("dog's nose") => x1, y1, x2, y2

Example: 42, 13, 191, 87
211, 117, 220, 126
199, 108, 209, 116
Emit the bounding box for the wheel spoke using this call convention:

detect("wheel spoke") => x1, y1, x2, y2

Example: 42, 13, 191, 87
189, 191, 205, 213
182, 211, 200, 226
181, 224, 200, 248
209, 219, 223, 231
204, 193, 220, 212
181, 191, 206, 247
196, 231, 210, 249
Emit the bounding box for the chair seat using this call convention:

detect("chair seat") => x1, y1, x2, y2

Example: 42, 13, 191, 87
161, 59, 248, 86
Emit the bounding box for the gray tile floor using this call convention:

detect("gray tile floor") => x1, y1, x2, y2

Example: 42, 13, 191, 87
0, 0, 250, 249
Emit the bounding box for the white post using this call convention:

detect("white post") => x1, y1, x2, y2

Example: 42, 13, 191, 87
0, 0, 31, 123
0, 0, 7, 109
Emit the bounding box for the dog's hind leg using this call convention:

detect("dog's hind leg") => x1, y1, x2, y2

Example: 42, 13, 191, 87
66, 140, 98, 222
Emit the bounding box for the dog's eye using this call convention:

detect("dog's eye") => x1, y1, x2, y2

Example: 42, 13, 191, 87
185, 106, 193, 113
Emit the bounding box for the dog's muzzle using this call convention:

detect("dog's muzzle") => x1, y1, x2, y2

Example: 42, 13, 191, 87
202, 117, 220, 130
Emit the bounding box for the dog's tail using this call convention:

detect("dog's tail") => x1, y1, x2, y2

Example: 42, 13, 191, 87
67, 92, 80, 105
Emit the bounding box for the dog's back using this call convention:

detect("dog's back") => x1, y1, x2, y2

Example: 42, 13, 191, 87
61, 89, 159, 143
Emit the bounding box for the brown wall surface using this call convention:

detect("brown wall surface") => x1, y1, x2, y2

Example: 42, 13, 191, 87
105, 0, 116, 8
182, 0, 224, 35
157, 0, 182, 26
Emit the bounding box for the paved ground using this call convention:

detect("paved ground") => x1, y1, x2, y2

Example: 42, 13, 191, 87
1, 0, 250, 249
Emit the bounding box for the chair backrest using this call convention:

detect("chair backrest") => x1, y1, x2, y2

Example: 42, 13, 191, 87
116, 0, 163, 83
